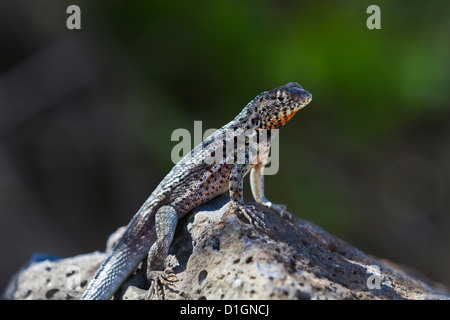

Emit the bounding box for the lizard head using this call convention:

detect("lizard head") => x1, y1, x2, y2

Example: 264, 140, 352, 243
241, 82, 312, 130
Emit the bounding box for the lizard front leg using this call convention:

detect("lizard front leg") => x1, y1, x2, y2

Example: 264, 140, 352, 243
250, 162, 292, 221
146, 205, 179, 300
228, 163, 266, 228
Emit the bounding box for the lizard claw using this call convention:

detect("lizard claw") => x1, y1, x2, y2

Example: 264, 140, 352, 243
230, 203, 266, 229
161, 268, 179, 287
270, 203, 292, 221
147, 268, 179, 300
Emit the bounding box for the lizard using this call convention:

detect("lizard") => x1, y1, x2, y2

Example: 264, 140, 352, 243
81, 82, 312, 300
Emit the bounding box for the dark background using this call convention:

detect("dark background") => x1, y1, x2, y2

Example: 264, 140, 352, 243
0, 0, 449, 292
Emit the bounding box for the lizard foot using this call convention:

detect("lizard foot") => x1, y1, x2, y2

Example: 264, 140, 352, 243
230, 203, 266, 229
269, 203, 292, 221
146, 268, 178, 300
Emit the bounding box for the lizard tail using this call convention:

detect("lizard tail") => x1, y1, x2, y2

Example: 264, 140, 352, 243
81, 210, 157, 300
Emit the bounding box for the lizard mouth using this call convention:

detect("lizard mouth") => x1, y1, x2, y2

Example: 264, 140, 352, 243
265, 90, 312, 129
292, 89, 312, 113
280, 85, 312, 111
291, 88, 312, 105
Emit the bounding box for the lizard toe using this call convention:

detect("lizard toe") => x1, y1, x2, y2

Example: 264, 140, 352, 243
270, 203, 292, 221
147, 269, 179, 300
230, 203, 266, 229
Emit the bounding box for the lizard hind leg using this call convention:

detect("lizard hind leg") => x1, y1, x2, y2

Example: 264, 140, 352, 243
146, 205, 179, 300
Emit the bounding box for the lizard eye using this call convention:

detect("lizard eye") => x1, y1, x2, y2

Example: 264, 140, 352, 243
277, 96, 284, 102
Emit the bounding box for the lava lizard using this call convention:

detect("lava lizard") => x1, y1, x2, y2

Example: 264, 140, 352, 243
81, 82, 312, 300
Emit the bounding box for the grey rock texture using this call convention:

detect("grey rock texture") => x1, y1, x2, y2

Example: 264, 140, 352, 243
4, 195, 449, 300
3, 252, 105, 300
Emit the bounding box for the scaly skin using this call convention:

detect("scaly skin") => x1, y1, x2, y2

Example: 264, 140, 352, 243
81, 82, 312, 300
